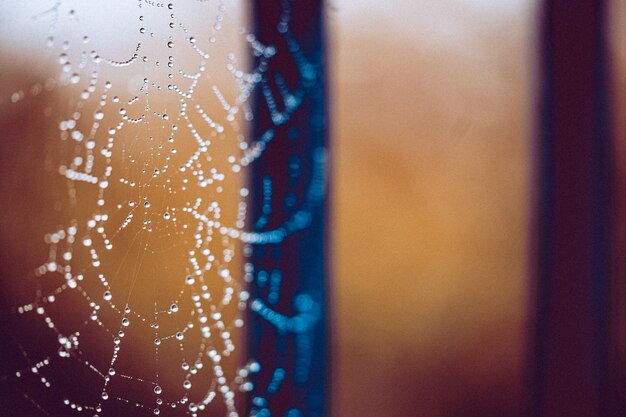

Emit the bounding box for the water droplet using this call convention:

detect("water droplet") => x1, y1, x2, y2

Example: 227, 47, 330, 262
154, 385, 162, 395
248, 361, 261, 373
170, 304, 179, 313
121, 318, 130, 327
167, 41, 173, 48
103, 291, 112, 301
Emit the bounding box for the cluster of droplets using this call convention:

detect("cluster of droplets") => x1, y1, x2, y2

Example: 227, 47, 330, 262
2, 0, 327, 416
0, 1, 282, 416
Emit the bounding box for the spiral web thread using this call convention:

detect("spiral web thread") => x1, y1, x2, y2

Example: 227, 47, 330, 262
0, 1, 325, 416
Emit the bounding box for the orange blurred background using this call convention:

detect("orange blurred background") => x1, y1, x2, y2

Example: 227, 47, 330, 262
331, 1, 532, 416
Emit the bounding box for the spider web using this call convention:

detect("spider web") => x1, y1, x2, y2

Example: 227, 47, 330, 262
0, 1, 321, 416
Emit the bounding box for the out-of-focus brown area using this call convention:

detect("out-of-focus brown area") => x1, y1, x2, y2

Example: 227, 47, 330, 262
330, 2, 534, 416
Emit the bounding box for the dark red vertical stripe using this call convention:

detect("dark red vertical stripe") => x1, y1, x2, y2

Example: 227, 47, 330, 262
612, 2, 626, 416
528, 1, 614, 417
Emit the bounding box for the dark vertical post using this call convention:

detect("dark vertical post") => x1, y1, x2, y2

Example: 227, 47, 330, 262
613, 2, 626, 415
528, 1, 613, 417
248, 1, 329, 417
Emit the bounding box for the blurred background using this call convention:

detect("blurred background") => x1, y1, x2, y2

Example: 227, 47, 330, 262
330, 1, 533, 416
1, 1, 625, 417
329, 1, 626, 416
